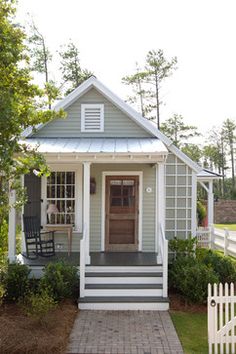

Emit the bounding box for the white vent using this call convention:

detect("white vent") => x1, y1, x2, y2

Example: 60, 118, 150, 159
81, 104, 104, 132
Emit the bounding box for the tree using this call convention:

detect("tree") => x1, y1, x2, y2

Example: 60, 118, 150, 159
28, 20, 59, 108
160, 114, 200, 148
122, 49, 177, 128
222, 118, 236, 192
0, 0, 65, 225
59, 41, 93, 95
182, 144, 202, 163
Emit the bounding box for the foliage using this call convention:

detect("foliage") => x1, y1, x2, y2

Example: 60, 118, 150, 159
222, 118, 236, 192
197, 200, 207, 226
21, 288, 57, 321
196, 248, 236, 284
169, 257, 218, 304
40, 261, 79, 301
181, 143, 202, 163
1, 262, 30, 301
0, 284, 6, 306
169, 236, 196, 258
171, 311, 208, 354
160, 114, 200, 148
122, 49, 177, 127
0, 0, 65, 226
59, 41, 93, 95
0, 220, 8, 261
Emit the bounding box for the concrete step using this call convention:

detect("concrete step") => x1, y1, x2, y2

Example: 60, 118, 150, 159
78, 296, 169, 310
84, 283, 163, 297
86, 265, 163, 273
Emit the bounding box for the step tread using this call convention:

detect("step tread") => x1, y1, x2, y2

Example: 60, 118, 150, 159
79, 296, 169, 303
86, 264, 163, 267
85, 283, 163, 289
85, 272, 163, 277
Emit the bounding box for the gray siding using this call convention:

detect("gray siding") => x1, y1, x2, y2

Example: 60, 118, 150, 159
165, 153, 193, 240
90, 164, 156, 252
33, 88, 152, 138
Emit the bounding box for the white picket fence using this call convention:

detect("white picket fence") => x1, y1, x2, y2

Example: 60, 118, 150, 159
208, 283, 236, 354
196, 226, 236, 258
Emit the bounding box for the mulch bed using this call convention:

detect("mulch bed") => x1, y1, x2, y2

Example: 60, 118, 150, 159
0, 300, 78, 354
169, 292, 207, 313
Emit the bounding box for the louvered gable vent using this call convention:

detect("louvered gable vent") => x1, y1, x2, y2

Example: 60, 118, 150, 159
81, 104, 104, 132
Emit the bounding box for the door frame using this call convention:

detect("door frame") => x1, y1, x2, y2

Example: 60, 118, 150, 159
101, 171, 143, 252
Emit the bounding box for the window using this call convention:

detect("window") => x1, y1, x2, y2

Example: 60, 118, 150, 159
46, 172, 75, 225
81, 104, 104, 132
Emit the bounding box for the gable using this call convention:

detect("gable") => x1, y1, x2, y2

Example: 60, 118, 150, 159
32, 88, 153, 138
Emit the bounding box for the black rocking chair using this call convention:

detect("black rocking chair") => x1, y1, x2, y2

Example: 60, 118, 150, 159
23, 215, 55, 259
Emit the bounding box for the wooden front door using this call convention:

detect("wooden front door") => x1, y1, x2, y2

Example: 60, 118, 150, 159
105, 176, 139, 251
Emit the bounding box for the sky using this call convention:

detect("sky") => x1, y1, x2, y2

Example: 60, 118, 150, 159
16, 0, 236, 140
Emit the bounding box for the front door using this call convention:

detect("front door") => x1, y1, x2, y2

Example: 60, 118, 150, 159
105, 176, 139, 251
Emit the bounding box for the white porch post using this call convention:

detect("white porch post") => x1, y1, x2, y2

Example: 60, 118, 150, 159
8, 189, 16, 262
156, 162, 165, 262
83, 162, 91, 264
208, 180, 214, 226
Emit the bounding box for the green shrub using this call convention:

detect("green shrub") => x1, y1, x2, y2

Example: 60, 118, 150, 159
0, 284, 5, 305
169, 236, 196, 258
0, 219, 8, 262
22, 288, 57, 322
169, 257, 219, 304
197, 200, 207, 226
40, 261, 79, 301
196, 249, 236, 283
1, 262, 30, 301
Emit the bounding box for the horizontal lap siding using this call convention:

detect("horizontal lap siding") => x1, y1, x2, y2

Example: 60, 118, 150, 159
53, 232, 81, 252
90, 164, 155, 252
33, 88, 152, 138
165, 153, 193, 240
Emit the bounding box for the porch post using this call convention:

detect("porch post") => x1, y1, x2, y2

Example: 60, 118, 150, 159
8, 189, 16, 262
156, 162, 165, 259
83, 162, 91, 264
208, 180, 214, 226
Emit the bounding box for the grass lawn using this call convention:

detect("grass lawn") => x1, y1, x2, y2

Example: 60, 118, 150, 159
215, 223, 236, 231
170, 311, 208, 354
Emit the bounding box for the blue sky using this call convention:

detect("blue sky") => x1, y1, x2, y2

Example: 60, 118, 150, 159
17, 0, 236, 138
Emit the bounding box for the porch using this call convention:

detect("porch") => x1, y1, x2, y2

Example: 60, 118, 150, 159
18, 251, 159, 267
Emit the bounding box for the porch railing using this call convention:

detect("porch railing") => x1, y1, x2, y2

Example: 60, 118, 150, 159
80, 223, 87, 298
159, 224, 168, 298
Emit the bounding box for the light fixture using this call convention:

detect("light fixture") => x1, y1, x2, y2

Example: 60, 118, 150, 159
47, 203, 59, 223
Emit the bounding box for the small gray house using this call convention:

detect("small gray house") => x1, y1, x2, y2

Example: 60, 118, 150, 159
8, 76, 216, 310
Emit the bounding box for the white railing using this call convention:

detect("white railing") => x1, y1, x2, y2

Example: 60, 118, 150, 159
159, 224, 168, 298
197, 226, 236, 258
208, 283, 236, 354
79, 223, 87, 298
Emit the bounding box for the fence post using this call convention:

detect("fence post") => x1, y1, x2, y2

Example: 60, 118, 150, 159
224, 228, 229, 256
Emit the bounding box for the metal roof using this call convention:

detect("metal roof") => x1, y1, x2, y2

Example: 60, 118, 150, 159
22, 138, 168, 155
197, 169, 221, 179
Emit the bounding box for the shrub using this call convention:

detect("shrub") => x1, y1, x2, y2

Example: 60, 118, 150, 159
40, 261, 79, 301
169, 257, 219, 304
169, 236, 196, 259
197, 200, 207, 226
1, 262, 30, 301
0, 284, 5, 305
196, 249, 236, 284
0, 220, 8, 262
22, 288, 57, 322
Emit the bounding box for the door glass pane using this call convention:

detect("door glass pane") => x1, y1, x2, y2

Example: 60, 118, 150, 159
110, 180, 122, 185
111, 197, 122, 206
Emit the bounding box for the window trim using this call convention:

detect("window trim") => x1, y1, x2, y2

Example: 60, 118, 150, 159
81, 103, 104, 132
41, 164, 82, 232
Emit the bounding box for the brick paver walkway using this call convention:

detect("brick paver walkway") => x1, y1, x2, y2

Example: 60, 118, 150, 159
67, 310, 183, 354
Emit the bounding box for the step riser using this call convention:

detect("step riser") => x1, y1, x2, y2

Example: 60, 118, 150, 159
85, 277, 163, 285
84, 289, 163, 297
79, 302, 169, 311
86, 266, 163, 273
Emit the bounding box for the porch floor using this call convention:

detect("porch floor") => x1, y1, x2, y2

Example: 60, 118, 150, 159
19, 252, 158, 267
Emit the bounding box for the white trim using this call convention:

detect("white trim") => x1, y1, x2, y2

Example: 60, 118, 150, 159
191, 171, 197, 237
41, 164, 83, 232
156, 163, 165, 256
101, 171, 143, 252
21, 175, 26, 253
81, 103, 104, 132
23, 76, 201, 173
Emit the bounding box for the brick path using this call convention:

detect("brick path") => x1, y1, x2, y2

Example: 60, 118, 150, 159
67, 310, 183, 354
